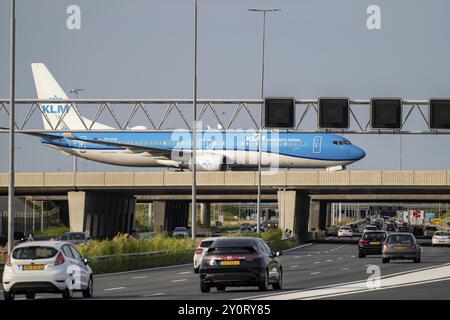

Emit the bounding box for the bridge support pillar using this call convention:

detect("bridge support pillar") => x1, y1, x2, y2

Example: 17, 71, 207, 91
200, 203, 211, 228
153, 201, 189, 233
277, 190, 310, 236
68, 191, 135, 239
309, 200, 328, 231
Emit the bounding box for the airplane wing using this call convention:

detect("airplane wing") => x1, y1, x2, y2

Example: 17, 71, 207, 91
63, 133, 178, 158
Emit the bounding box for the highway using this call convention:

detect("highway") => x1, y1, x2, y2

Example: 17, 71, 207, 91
4, 240, 450, 300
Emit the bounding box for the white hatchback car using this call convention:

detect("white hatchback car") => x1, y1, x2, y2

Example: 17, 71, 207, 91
193, 237, 217, 273
338, 226, 354, 238
2, 241, 93, 300
432, 231, 450, 247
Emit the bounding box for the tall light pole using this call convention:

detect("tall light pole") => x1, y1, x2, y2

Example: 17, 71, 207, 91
7, 0, 16, 254
191, 0, 198, 240
248, 8, 281, 234
69, 88, 83, 174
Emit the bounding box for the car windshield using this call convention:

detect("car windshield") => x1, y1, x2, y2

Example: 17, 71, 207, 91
200, 240, 214, 248
426, 227, 437, 231
12, 246, 58, 260
340, 227, 351, 230
174, 228, 186, 232
387, 235, 413, 244
434, 231, 448, 236
363, 233, 386, 240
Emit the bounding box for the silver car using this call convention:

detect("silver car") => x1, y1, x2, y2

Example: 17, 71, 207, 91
60, 232, 91, 245
382, 233, 421, 263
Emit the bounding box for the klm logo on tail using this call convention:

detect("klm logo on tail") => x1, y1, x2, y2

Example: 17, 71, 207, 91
42, 95, 70, 114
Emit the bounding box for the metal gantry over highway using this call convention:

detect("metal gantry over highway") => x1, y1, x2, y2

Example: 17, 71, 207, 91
1, 98, 450, 134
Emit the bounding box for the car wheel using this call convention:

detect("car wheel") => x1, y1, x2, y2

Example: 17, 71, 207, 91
200, 282, 211, 293
194, 267, 199, 274
414, 256, 421, 263
272, 271, 282, 290
217, 285, 226, 292
62, 287, 74, 299
25, 292, 36, 300
3, 291, 15, 301
258, 271, 269, 291
382, 258, 390, 264
82, 277, 94, 298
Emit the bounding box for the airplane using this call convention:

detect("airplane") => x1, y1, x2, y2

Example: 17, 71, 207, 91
24, 63, 366, 171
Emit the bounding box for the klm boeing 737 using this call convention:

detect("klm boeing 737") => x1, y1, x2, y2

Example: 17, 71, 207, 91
26, 63, 366, 170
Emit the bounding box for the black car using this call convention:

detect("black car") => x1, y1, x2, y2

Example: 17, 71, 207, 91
358, 231, 387, 257
349, 223, 360, 234
411, 226, 424, 237
385, 223, 396, 232
199, 237, 283, 293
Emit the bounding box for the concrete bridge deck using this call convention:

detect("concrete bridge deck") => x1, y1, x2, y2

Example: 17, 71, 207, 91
1, 170, 450, 195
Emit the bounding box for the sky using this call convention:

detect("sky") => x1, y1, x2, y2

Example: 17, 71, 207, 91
1, 0, 450, 172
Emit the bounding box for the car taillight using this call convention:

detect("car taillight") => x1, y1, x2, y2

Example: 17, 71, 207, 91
359, 240, 368, 245
383, 244, 388, 250
195, 248, 203, 255
55, 251, 65, 265
6, 255, 12, 267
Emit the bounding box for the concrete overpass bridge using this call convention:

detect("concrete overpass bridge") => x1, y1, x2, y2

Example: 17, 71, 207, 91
1, 170, 450, 239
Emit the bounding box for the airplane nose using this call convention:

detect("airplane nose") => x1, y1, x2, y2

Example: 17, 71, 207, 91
353, 146, 366, 160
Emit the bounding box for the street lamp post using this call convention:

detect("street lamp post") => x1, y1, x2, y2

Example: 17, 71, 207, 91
7, 0, 16, 254
69, 88, 83, 174
248, 8, 281, 234
191, 0, 198, 240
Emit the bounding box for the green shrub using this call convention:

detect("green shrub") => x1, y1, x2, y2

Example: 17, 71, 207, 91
33, 226, 70, 236
261, 229, 282, 241
76, 233, 197, 258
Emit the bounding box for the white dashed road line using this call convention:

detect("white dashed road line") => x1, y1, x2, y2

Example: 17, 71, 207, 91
143, 292, 166, 297
341, 268, 350, 271
171, 279, 188, 283
309, 272, 321, 275
178, 271, 192, 275
132, 276, 147, 279
290, 265, 299, 268
104, 287, 126, 291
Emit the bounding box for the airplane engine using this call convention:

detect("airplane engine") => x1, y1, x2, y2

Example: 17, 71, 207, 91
193, 154, 227, 171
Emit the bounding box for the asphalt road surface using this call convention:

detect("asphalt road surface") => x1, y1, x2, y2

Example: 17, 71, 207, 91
4, 240, 450, 300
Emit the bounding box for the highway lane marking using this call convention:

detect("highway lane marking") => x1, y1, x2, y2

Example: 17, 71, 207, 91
242, 263, 450, 300
294, 256, 301, 259
170, 279, 188, 283
351, 255, 356, 258
143, 293, 166, 297
326, 260, 333, 262
341, 268, 350, 271
132, 276, 148, 279
338, 257, 343, 260
94, 263, 193, 278
314, 262, 321, 264
283, 243, 313, 253
104, 287, 126, 291
309, 272, 321, 275
307, 254, 312, 257
290, 265, 299, 268
178, 271, 192, 275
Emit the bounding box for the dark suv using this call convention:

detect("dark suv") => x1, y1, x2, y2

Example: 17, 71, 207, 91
199, 237, 283, 293
358, 231, 387, 257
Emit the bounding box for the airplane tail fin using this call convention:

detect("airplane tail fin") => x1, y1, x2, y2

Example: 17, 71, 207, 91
31, 63, 112, 130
